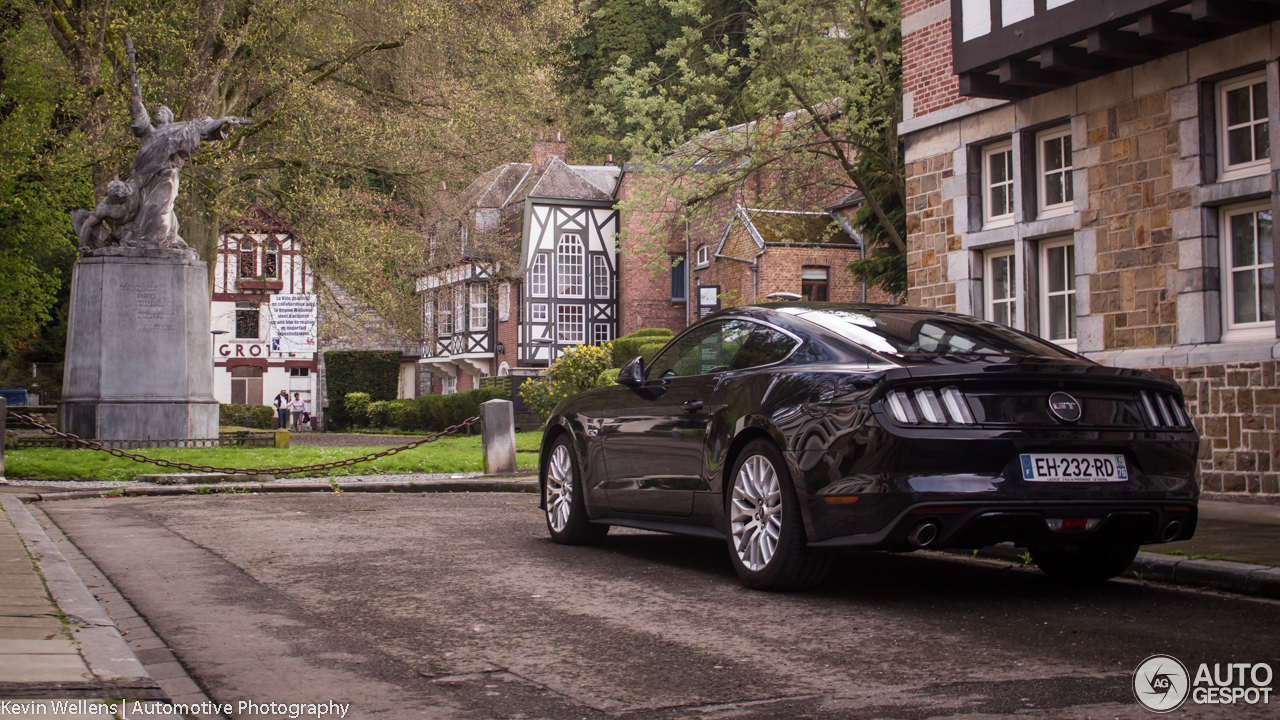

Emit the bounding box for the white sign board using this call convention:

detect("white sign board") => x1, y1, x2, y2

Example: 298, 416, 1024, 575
269, 294, 318, 353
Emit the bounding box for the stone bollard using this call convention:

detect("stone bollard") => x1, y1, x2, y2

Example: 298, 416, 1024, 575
480, 399, 517, 475
274, 429, 290, 449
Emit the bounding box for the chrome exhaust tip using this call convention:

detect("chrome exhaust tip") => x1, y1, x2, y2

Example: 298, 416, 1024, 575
907, 521, 939, 548
1161, 519, 1183, 543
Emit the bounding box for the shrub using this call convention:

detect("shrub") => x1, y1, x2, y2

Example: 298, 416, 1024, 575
612, 328, 672, 367
344, 392, 372, 427
324, 351, 400, 428
638, 342, 667, 364
597, 368, 621, 385
406, 387, 510, 433
628, 328, 674, 338
219, 404, 274, 429
520, 344, 614, 420
366, 400, 396, 428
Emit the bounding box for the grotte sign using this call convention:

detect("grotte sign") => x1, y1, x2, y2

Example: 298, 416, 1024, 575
219, 343, 269, 358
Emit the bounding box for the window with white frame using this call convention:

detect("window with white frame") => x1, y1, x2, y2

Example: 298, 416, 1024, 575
238, 239, 257, 277
557, 234, 584, 297
592, 255, 610, 299
1218, 72, 1269, 180
593, 322, 612, 344
423, 296, 434, 337
531, 254, 548, 297
454, 286, 466, 332
1037, 126, 1073, 218
557, 304, 584, 344
1222, 201, 1274, 337
470, 284, 488, 331
983, 141, 1015, 228
498, 282, 510, 321
695, 245, 709, 267
1040, 239, 1076, 346
443, 375, 457, 395
531, 303, 548, 322
985, 248, 1017, 328
436, 292, 453, 336
264, 240, 280, 278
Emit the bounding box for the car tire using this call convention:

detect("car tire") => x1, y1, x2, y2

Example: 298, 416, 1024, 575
1030, 539, 1140, 583
725, 439, 829, 591
544, 435, 609, 545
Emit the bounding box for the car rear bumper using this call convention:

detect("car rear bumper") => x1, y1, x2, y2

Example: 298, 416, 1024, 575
808, 499, 1198, 550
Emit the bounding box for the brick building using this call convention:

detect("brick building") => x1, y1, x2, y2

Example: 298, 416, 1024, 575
900, 0, 1280, 501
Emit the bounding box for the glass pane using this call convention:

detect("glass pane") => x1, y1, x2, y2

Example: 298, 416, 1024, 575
1261, 211, 1273, 265
1262, 268, 1276, 323
1256, 122, 1269, 160
1049, 295, 1067, 340
730, 325, 797, 370
1064, 168, 1074, 202
1235, 269, 1258, 324
1227, 86, 1251, 126
1047, 246, 1066, 293
991, 185, 1008, 217
1043, 137, 1063, 172
1232, 213, 1257, 268
1063, 134, 1072, 166
1046, 173, 1064, 206
992, 256, 1010, 300
1229, 127, 1254, 166
993, 302, 1009, 327
1066, 244, 1076, 290
989, 151, 1008, 183
1253, 82, 1268, 121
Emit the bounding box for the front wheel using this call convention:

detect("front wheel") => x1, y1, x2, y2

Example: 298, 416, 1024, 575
1031, 539, 1140, 583
544, 436, 608, 545
726, 439, 829, 590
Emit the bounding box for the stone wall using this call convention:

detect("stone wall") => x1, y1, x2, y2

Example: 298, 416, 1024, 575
1172, 359, 1280, 498
904, 151, 957, 309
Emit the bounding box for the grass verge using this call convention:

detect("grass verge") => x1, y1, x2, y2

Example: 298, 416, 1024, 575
7, 431, 544, 482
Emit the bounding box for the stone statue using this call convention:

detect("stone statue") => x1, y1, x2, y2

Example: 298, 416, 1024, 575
71, 37, 251, 259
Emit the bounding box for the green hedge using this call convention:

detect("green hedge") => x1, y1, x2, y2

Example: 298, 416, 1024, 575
612, 328, 673, 367
219, 404, 274, 429
597, 368, 621, 385
356, 387, 511, 433
638, 342, 667, 364
324, 351, 400, 428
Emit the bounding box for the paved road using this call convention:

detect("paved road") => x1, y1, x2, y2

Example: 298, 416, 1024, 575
41, 493, 1280, 720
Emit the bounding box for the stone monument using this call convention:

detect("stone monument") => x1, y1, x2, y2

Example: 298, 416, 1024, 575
60, 38, 251, 441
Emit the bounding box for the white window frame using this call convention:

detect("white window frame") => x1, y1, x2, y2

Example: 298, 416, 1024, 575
593, 322, 612, 345
983, 141, 1015, 229
557, 233, 585, 298
454, 286, 466, 333
695, 245, 709, 267
1039, 238, 1077, 349
984, 247, 1018, 329
557, 304, 584, 344
1218, 71, 1270, 182
531, 303, 548, 322
423, 296, 434, 338
1036, 126, 1074, 219
470, 284, 488, 331
436, 293, 453, 336
592, 255, 610, 299
498, 282, 510, 321
442, 374, 457, 395
1221, 200, 1275, 341
531, 254, 548, 297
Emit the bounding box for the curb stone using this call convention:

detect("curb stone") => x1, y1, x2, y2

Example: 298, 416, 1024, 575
973, 542, 1280, 600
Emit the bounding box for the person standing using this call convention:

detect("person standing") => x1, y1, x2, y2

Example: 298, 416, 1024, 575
289, 393, 308, 431
273, 390, 290, 430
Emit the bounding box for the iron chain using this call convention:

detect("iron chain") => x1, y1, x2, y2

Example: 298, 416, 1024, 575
5, 410, 481, 477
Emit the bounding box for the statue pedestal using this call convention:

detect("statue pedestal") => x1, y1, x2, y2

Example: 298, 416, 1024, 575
60, 254, 219, 441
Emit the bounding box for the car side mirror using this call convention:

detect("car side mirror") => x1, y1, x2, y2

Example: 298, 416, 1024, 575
616, 356, 644, 388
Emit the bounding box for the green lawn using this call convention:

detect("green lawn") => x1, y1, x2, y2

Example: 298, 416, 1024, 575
7, 431, 545, 482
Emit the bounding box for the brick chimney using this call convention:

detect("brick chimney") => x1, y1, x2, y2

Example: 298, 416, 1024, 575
531, 131, 566, 167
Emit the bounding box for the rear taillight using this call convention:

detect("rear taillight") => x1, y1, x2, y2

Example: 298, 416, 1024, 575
884, 386, 975, 426
1141, 391, 1191, 428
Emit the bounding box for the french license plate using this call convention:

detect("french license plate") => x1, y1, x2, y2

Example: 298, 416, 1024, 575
1020, 453, 1129, 482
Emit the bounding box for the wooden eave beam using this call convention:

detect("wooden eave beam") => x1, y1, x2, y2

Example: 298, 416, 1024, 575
999, 59, 1072, 89
1040, 45, 1114, 76
1087, 28, 1162, 61
958, 72, 1033, 101
1191, 0, 1275, 26
1138, 12, 1212, 44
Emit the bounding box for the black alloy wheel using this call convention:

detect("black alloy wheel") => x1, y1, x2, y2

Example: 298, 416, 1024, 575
544, 435, 609, 545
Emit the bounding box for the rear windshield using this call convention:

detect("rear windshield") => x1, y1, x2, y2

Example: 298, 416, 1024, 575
775, 307, 1079, 360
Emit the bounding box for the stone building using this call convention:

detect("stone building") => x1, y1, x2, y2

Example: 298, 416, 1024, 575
900, 0, 1280, 500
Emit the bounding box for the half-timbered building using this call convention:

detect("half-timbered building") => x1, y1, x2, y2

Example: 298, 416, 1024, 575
416, 136, 621, 392
900, 0, 1280, 500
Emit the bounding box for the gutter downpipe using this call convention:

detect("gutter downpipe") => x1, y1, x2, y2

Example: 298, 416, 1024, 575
684, 205, 691, 328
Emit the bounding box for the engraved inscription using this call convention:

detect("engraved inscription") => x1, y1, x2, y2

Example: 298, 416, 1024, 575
122, 283, 175, 331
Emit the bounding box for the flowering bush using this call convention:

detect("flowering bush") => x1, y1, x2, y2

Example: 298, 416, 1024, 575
521, 344, 614, 420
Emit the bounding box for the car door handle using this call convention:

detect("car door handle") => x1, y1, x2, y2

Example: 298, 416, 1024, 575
682, 399, 704, 412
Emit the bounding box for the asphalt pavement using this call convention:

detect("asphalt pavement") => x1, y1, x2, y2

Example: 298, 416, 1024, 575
0, 477, 1277, 718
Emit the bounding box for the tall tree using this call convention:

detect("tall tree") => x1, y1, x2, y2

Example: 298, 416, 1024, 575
602, 0, 905, 293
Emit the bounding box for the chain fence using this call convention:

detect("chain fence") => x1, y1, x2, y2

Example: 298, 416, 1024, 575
4, 410, 481, 477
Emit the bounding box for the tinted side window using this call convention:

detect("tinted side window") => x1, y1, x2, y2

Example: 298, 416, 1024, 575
647, 320, 755, 379
730, 327, 798, 370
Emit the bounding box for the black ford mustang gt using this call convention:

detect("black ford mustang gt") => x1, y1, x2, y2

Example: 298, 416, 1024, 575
537, 303, 1199, 590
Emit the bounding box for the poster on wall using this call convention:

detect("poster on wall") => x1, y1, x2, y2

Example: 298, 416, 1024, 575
698, 285, 721, 319
269, 294, 318, 353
